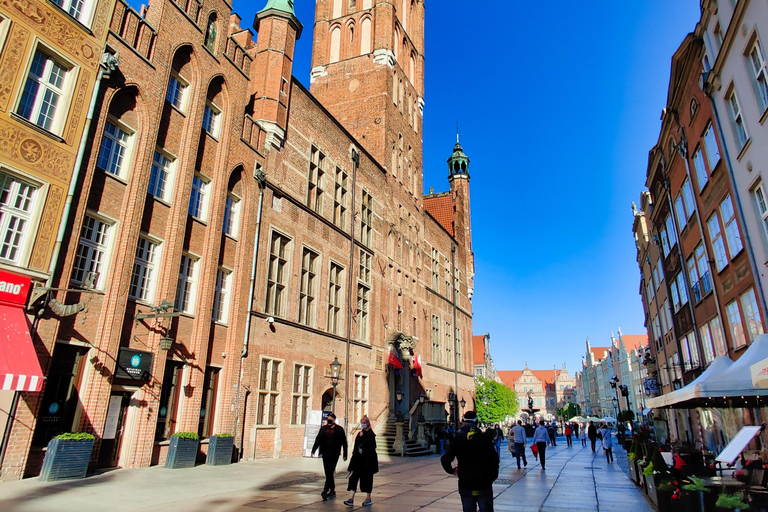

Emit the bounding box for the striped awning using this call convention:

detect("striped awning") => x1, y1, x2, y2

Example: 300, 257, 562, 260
0, 304, 43, 392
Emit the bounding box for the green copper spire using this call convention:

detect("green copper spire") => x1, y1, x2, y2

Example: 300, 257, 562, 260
447, 129, 470, 180
256, 0, 303, 39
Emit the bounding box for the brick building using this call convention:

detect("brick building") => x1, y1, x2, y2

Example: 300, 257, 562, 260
0, 0, 477, 479
0, 0, 118, 480
498, 364, 575, 421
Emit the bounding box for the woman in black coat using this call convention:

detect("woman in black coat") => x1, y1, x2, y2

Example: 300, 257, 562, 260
343, 415, 379, 507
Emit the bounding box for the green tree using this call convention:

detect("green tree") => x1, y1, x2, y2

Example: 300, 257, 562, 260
475, 377, 518, 425
562, 402, 581, 420
617, 410, 635, 422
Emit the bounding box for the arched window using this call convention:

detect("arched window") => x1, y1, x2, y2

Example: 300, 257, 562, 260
392, 71, 398, 105
394, 27, 400, 61
330, 26, 341, 63
332, 0, 342, 18
361, 17, 372, 54
409, 53, 415, 83
346, 21, 355, 59
204, 13, 217, 51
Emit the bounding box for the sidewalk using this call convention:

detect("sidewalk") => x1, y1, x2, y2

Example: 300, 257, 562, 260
0, 436, 656, 511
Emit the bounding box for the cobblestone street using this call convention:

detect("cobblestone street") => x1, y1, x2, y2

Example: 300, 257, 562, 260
0, 439, 655, 512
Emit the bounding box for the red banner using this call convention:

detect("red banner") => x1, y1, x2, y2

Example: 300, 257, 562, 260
0, 269, 31, 308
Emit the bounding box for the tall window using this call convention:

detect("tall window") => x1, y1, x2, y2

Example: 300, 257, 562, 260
291, 365, 312, 425
431, 248, 439, 289
688, 243, 712, 302
720, 195, 743, 258
431, 315, 440, 364
703, 124, 721, 171
445, 321, 452, 369
708, 212, 728, 271
266, 233, 290, 317
726, 299, 747, 349
257, 358, 281, 426
129, 236, 160, 301
155, 362, 183, 440
165, 72, 187, 110
97, 120, 132, 177
353, 373, 368, 420
328, 263, 343, 335
356, 283, 369, 341
52, 0, 96, 25
753, 181, 768, 241
444, 264, 451, 298
188, 174, 209, 220
204, 14, 217, 52
670, 272, 688, 313
148, 151, 173, 201
174, 254, 197, 314
360, 190, 372, 246
698, 322, 717, 365
680, 332, 701, 371
741, 287, 765, 343
359, 250, 371, 284
198, 367, 220, 438
72, 215, 111, 289
726, 88, 748, 149
748, 38, 768, 112
212, 268, 230, 323
0, 173, 38, 264
693, 148, 708, 191
202, 101, 220, 137
333, 168, 348, 230
329, 26, 341, 63
17, 49, 71, 133
308, 146, 325, 214
298, 248, 318, 326
222, 193, 240, 237
455, 327, 462, 372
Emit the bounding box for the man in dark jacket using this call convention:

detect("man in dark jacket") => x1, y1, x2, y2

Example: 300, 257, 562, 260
587, 421, 598, 453
312, 412, 348, 500
441, 411, 499, 512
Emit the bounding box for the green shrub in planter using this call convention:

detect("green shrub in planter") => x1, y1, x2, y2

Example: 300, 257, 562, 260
165, 432, 199, 469
39, 433, 96, 481
716, 491, 749, 511
206, 434, 234, 466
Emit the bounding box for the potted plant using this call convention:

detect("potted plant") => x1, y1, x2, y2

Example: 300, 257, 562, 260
39, 432, 96, 481
657, 478, 682, 512
715, 491, 749, 512
165, 432, 199, 469
643, 462, 659, 505
206, 433, 234, 466
682, 476, 711, 512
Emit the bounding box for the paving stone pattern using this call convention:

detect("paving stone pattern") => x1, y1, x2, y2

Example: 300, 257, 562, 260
0, 437, 656, 512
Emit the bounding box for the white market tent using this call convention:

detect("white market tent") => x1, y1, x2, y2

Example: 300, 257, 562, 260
602, 417, 617, 424
647, 334, 768, 409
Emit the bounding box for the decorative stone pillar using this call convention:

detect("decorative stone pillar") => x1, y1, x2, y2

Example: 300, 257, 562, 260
394, 419, 404, 455
417, 418, 426, 447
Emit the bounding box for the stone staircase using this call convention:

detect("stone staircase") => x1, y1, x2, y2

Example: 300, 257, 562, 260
375, 417, 433, 457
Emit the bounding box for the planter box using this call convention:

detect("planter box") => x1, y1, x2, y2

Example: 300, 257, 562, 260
657, 489, 673, 512
645, 474, 659, 507
39, 438, 95, 481
165, 436, 199, 469
682, 490, 716, 512
628, 458, 638, 484
206, 436, 234, 466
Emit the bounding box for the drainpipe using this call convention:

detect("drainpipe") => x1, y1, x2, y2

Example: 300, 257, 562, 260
46, 52, 119, 288
344, 149, 360, 427
704, 87, 768, 328
451, 244, 458, 428
233, 165, 266, 450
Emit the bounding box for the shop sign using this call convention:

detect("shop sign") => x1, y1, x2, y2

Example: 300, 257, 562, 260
0, 269, 31, 307
643, 378, 659, 395
750, 356, 768, 389
114, 349, 153, 381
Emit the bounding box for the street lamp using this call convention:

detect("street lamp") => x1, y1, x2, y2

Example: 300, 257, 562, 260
610, 375, 623, 422
460, 397, 466, 409
612, 397, 618, 418
418, 392, 427, 422
329, 357, 342, 414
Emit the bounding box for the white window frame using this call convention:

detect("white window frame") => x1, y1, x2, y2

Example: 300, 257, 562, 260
720, 194, 743, 258
753, 180, 768, 243
291, 364, 312, 425
223, 192, 240, 238
328, 262, 343, 335
148, 150, 175, 202
0, 170, 42, 266
0, 14, 10, 55
708, 211, 728, 271
16, 45, 77, 136
353, 373, 369, 421
740, 287, 765, 343
298, 247, 318, 327
747, 36, 768, 113
266, 232, 291, 318
212, 267, 231, 324
431, 314, 440, 364
202, 100, 220, 138
188, 173, 210, 221
52, 0, 97, 27
356, 283, 370, 342
693, 148, 709, 191
96, 118, 134, 179
71, 213, 114, 289
129, 234, 162, 302
725, 86, 748, 150
726, 299, 747, 350
703, 124, 721, 171
165, 71, 188, 112
174, 253, 198, 314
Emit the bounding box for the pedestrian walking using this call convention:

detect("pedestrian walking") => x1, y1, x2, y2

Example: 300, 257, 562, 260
587, 421, 598, 453
311, 412, 348, 501
547, 422, 557, 446
493, 423, 504, 457
532, 420, 549, 470
572, 422, 579, 438
580, 424, 587, 447
344, 415, 378, 507
441, 411, 499, 512
564, 423, 573, 447
600, 423, 614, 463
436, 425, 446, 454
509, 420, 528, 469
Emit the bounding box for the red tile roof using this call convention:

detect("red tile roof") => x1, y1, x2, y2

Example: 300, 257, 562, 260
497, 370, 522, 389
424, 194, 454, 236
590, 347, 610, 361
620, 334, 648, 352
473, 335, 485, 365
530, 369, 561, 385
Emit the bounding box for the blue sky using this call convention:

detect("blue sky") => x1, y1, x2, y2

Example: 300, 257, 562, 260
140, 0, 701, 374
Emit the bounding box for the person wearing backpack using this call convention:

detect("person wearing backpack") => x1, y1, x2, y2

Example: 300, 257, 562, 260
441, 411, 500, 512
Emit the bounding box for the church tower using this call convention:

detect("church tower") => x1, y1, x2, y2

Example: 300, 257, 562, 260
447, 135, 473, 279
309, 0, 425, 197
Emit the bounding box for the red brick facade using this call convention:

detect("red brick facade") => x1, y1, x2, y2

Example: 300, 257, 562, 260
1, 0, 476, 479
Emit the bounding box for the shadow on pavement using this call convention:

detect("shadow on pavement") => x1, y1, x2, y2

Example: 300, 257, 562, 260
0, 471, 119, 511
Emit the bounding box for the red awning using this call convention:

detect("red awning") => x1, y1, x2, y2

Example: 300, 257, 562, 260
0, 304, 43, 392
